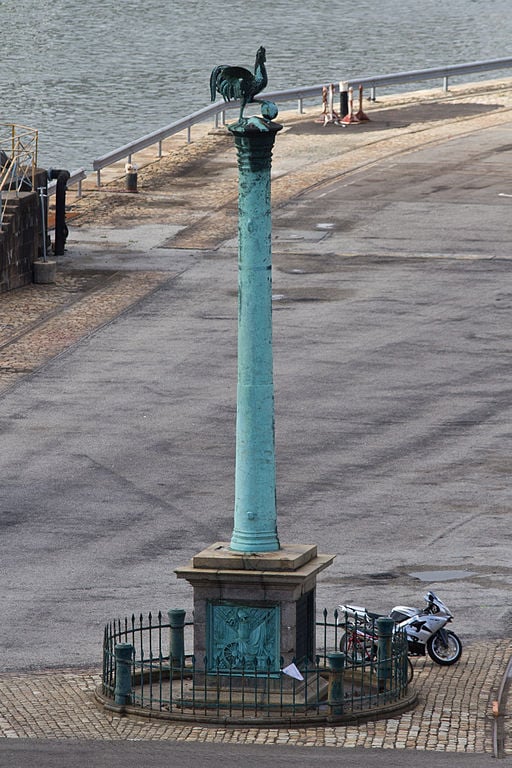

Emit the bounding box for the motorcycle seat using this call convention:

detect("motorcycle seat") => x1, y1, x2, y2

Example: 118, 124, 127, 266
366, 610, 387, 620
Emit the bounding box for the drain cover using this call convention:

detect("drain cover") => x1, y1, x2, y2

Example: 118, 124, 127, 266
408, 569, 476, 582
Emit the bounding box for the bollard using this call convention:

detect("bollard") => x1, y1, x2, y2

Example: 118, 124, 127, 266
168, 608, 186, 666
327, 651, 345, 716
316, 85, 328, 123
355, 85, 370, 122
340, 87, 360, 125
125, 163, 138, 193
377, 617, 394, 693
339, 88, 349, 118
114, 642, 134, 706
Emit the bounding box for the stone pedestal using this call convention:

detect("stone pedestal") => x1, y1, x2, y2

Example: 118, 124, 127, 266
175, 543, 334, 671
33, 259, 56, 284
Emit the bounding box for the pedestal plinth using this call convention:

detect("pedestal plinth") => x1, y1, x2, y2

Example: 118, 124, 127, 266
175, 543, 335, 671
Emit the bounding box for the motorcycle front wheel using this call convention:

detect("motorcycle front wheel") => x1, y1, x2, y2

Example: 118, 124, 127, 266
427, 630, 462, 665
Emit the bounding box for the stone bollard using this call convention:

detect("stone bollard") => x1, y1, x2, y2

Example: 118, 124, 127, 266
114, 642, 134, 706
377, 617, 394, 693
168, 608, 186, 666
327, 651, 345, 716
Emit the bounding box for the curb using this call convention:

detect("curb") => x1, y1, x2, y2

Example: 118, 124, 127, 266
94, 683, 418, 728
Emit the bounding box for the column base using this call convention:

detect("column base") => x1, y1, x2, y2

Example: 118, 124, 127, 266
175, 542, 335, 670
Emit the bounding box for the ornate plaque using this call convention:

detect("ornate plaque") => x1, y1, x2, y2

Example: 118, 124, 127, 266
207, 601, 280, 674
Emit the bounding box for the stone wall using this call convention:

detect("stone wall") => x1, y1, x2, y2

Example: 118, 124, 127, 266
0, 169, 47, 293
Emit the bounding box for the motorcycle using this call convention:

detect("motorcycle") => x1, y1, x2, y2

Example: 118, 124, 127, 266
337, 591, 463, 673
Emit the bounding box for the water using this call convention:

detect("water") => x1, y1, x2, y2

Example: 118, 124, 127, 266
1, 0, 511, 171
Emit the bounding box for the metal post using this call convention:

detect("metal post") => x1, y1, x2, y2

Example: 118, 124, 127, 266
168, 608, 186, 665
443, 75, 449, 92
327, 652, 345, 716
339, 81, 349, 117
37, 187, 47, 263
114, 642, 134, 706
228, 116, 282, 553
377, 617, 394, 693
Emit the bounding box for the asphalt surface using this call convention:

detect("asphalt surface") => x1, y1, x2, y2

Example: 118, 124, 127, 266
0, 740, 499, 768
0, 84, 511, 761
3, 248, 512, 668
2, 110, 512, 670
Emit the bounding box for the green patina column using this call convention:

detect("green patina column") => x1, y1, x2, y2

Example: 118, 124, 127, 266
175, 50, 335, 675
228, 115, 282, 553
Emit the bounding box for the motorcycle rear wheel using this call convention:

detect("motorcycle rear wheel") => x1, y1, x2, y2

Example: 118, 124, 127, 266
427, 630, 462, 665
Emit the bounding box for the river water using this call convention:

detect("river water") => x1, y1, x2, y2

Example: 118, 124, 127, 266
1, 0, 511, 171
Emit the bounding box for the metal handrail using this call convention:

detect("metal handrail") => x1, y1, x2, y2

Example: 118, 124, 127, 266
90, 56, 512, 186
342, 56, 512, 99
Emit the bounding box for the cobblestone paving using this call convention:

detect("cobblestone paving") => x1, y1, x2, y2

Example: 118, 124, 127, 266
0, 640, 510, 753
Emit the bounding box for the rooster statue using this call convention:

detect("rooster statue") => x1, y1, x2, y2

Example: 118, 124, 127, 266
210, 46, 278, 124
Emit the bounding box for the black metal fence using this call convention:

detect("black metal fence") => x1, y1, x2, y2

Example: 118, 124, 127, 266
100, 608, 415, 724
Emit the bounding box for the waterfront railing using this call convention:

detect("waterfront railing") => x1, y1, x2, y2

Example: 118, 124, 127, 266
90, 56, 512, 187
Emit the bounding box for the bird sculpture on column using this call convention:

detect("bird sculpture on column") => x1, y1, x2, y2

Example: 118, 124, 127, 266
210, 46, 278, 125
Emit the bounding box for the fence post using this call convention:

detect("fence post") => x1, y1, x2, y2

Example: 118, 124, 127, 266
327, 651, 345, 716
114, 642, 134, 705
168, 608, 186, 665
377, 617, 394, 693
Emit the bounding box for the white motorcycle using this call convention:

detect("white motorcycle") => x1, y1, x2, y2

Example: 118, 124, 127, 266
338, 591, 463, 669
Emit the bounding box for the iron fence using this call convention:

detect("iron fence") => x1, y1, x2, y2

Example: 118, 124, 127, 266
100, 608, 415, 724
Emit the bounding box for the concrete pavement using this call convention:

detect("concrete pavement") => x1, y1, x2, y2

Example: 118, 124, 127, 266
1, 80, 512, 757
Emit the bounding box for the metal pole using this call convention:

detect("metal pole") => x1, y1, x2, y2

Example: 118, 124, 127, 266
38, 187, 47, 263
229, 117, 282, 553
